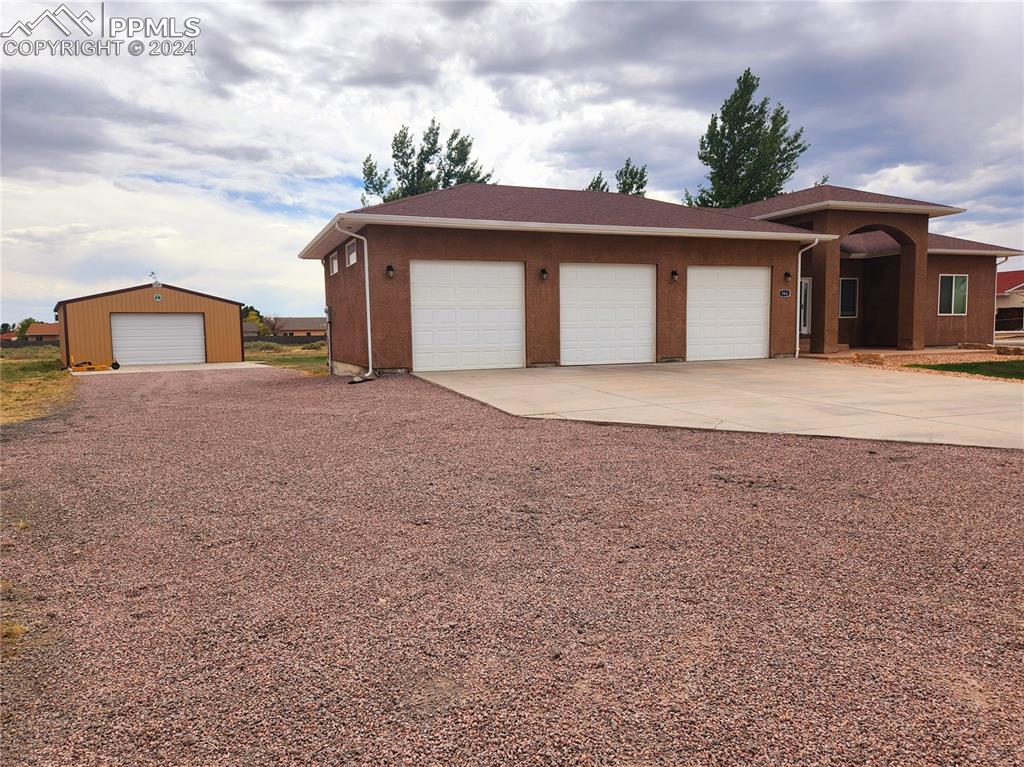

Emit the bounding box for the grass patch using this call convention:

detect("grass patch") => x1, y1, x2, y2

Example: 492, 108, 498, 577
1, 620, 27, 640
908, 359, 1024, 380
0, 345, 74, 425
244, 342, 328, 376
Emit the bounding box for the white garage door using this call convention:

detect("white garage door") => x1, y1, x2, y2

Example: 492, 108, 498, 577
410, 260, 525, 371
110, 313, 206, 365
560, 263, 656, 365
686, 266, 771, 361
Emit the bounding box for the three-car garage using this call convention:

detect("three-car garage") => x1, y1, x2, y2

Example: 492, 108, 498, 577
406, 259, 773, 371
309, 183, 814, 374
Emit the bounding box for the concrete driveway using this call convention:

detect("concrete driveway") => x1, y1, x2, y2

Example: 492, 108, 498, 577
417, 359, 1024, 449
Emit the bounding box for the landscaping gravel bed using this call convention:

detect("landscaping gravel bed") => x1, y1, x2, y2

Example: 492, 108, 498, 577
829, 351, 1022, 381
1, 368, 1021, 766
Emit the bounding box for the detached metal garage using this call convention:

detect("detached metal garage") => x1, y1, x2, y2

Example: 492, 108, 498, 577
54, 283, 243, 368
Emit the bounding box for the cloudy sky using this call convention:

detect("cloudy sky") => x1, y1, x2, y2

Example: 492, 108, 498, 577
2, 0, 1022, 323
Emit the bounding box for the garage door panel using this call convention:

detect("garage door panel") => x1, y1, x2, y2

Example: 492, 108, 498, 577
686, 266, 771, 361
560, 263, 656, 366
110, 313, 206, 365
411, 260, 525, 372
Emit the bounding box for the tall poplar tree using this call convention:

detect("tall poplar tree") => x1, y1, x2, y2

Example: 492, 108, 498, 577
684, 69, 808, 207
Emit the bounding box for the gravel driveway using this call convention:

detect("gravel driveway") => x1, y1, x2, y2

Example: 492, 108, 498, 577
2, 368, 1022, 766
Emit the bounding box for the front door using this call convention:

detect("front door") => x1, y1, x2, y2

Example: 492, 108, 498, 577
799, 278, 812, 336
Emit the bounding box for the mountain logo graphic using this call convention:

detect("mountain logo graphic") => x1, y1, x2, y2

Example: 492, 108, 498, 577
1, 4, 96, 38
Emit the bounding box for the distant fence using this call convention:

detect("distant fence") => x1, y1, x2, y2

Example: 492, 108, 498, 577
244, 335, 326, 346
0, 338, 59, 348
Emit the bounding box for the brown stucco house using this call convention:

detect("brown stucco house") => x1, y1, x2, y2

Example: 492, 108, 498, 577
297, 183, 1021, 374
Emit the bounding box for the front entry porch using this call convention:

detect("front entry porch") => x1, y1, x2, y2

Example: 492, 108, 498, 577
799, 251, 904, 352
797, 214, 932, 354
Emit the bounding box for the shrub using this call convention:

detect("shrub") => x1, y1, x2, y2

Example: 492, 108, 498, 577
244, 341, 287, 352
301, 341, 326, 350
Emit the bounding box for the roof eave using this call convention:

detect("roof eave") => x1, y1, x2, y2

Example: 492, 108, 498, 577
754, 200, 966, 221
929, 248, 1023, 256
297, 212, 835, 259
846, 247, 1022, 260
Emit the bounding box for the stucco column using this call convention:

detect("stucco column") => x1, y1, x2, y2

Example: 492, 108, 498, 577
810, 238, 841, 354
897, 241, 928, 349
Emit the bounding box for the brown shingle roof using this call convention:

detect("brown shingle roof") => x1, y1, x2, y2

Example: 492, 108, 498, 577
26, 322, 59, 337
275, 317, 325, 332
350, 183, 814, 235
841, 230, 1022, 258
727, 184, 964, 219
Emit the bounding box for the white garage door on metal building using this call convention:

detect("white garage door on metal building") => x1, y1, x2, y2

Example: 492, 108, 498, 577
560, 263, 656, 365
686, 266, 771, 361
110, 313, 206, 365
410, 260, 525, 371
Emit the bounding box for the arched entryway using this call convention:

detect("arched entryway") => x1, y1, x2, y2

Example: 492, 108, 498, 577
797, 210, 929, 354
834, 224, 917, 348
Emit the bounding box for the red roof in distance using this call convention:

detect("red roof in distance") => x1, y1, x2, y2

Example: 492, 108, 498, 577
997, 270, 1024, 294
25, 322, 59, 336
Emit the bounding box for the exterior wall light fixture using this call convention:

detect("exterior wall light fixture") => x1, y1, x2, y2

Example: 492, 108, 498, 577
671, 270, 679, 281
386, 265, 395, 279
784, 271, 793, 282
540, 268, 549, 280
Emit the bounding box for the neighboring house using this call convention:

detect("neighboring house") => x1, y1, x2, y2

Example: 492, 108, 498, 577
242, 321, 260, 338
297, 183, 1023, 374
25, 322, 60, 342
996, 270, 1024, 331
0, 331, 17, 342
274, 317, 326, 337
54, 282, 244, 367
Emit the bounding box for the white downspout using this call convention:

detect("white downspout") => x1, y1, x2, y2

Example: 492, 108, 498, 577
995, 256, 1010, 337
794, 238, 819, 359
334, 223, 374, 381
321, 256, 333, 376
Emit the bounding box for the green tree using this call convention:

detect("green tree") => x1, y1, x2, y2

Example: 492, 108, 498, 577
0, 323, 11, 334
615, 157, 648, 196
584, 171, 610, 192
15, 317, 37, 340
361, 118, 493, 204
684, 69, 809, 207
240, 305, 261, 319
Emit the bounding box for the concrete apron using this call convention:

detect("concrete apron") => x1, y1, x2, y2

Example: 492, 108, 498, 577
416, 358, 1024, 450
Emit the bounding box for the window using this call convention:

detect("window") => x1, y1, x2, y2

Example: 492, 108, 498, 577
938, 274, 968, 315
329, 253, 339, 275
346, 241, 358, 267
839, 278, 858, 318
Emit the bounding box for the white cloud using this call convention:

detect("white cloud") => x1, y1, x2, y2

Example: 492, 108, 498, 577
1, 0, 1022, 321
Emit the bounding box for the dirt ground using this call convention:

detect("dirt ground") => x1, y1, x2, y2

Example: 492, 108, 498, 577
1, 368, 1021, 766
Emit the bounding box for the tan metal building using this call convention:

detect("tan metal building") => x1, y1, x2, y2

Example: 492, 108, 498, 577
55, 283, 243, 367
